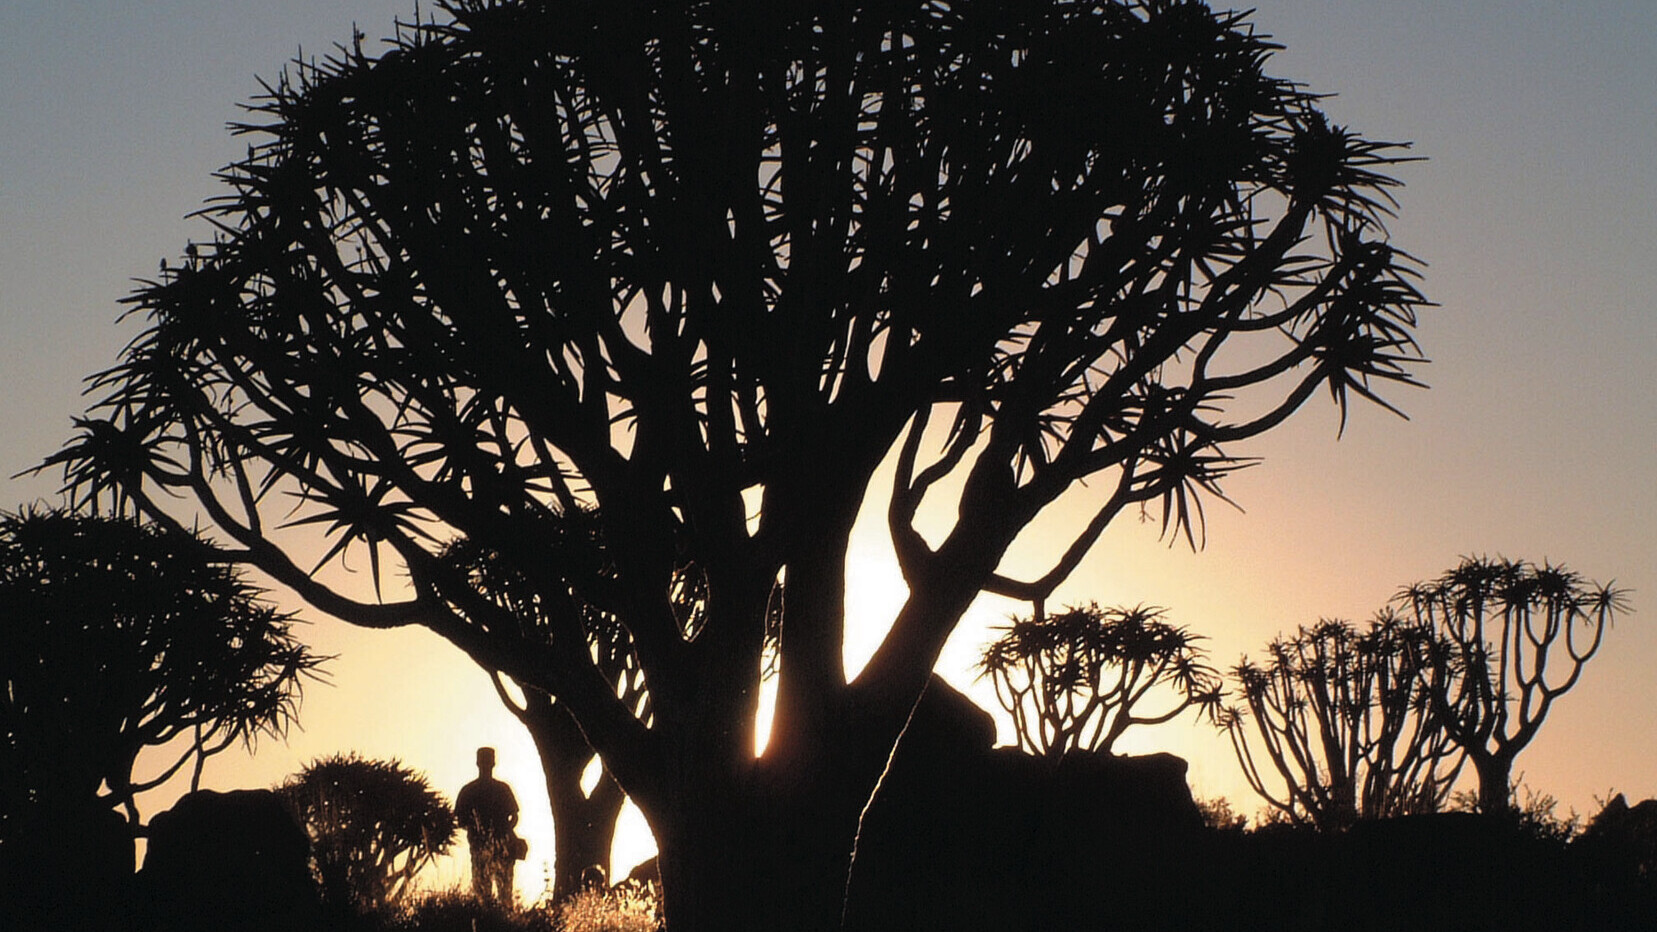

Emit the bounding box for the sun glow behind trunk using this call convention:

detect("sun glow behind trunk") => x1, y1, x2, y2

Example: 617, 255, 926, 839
751, 525, 913, 757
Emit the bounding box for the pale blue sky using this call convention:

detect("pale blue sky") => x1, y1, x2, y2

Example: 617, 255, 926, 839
3, 0, 1653, 886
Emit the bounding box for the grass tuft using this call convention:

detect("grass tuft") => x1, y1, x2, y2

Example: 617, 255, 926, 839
552, 881, 662, 932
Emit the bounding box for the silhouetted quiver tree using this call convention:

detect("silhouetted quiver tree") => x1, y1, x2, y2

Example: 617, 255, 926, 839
280, 753, 455, 913
980, 603, 1221, 760
1221, 614, 1463, 831
1399, 557, 1629, 817
51, 2, 1427, 928
0, 507, 320, 837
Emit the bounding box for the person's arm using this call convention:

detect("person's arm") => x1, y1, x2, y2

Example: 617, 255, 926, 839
454, 786, 476, 831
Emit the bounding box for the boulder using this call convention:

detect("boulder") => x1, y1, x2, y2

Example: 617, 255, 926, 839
135, 788, 322, 932
844, 676, 1202, 931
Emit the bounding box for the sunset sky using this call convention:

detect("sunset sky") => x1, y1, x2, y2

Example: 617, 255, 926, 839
3, 0, 1653, 899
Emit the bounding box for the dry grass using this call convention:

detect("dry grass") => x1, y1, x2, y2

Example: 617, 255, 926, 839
363, 880, 662, 932
552, 881, 662, 932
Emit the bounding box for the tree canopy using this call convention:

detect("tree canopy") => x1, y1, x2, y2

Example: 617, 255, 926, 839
52, 1, 1427, 926
0, 507, 321, 835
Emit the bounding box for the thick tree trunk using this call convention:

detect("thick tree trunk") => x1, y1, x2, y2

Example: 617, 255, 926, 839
543, 760, 625, 900
1326, 772, 1358, 831
513, 687, 629, 901
1474, 753, 1514, 817
649, 783, 867, 932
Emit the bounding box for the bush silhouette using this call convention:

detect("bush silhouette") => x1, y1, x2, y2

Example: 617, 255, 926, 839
281, 753, 456, 913
380, 886, 555, 932
553, 880, 661, 932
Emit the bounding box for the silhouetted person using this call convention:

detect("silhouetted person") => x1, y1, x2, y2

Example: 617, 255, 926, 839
455, 746, 519, 907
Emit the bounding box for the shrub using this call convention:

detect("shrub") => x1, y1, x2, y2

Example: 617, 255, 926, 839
1450, 781, 1582, 845
281, 754, 456, 913
1195, 796, 1248, 833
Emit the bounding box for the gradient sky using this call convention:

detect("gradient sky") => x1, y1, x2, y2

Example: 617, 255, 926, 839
3, 0, 1654, 898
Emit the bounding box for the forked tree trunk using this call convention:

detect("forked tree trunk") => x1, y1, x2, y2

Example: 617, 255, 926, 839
542, 755, 625, 900
514, 687, 629, 901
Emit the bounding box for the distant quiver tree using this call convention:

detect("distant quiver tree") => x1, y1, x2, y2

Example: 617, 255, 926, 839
1220, 613, 1463, 831
1399, 557, 1629, 817
980, 603, 1221, 760
51, 1, 1428, 928
280, 753, 456, 913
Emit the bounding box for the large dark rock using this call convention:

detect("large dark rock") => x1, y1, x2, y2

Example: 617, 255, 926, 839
626, 854, 662, 886
135, 788, 323, 932
844, 677, 1203, 931
1570, 794, 1657, 925
835, 677, 1657, 929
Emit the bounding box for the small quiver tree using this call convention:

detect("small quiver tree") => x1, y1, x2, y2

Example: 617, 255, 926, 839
280, 753, 455, 914
0, 506, 320, 927
980, 603, 1221, 762
1399, 557, 1629, 817
1221, 614, 1462, 831
0, 507, 320, 834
